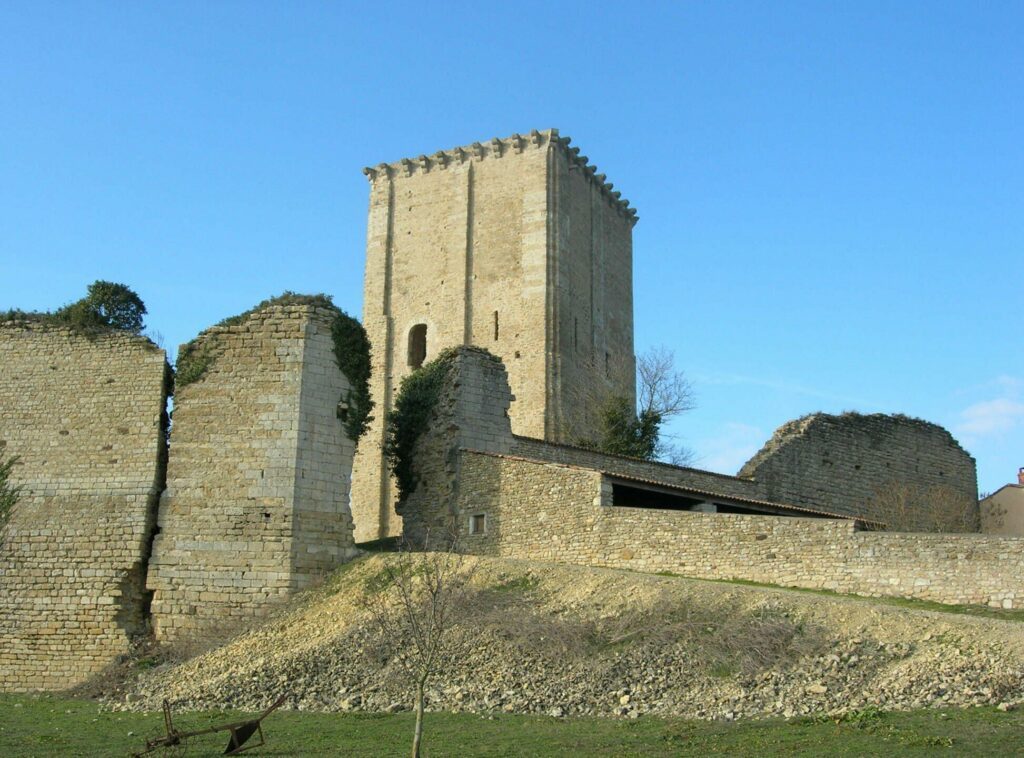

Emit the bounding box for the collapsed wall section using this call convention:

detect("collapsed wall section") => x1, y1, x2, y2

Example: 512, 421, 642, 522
146, 304, 359, 644
0, 322, 169, 691
739, 413, 979, 528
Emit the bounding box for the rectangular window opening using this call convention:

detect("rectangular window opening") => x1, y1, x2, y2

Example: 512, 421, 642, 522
469, 513, 487, 535
493, 311, 499, 341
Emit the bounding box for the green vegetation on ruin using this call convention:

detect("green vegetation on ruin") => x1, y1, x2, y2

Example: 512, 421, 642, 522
173, 292, 373, 442
590, 395, 662, 460
1, 280, 147, 337
0, 451, 21, 538
173, 340, 215, 388
1, 695, 1022, 756
330, 308, 373, 442
384, 347, 461, 499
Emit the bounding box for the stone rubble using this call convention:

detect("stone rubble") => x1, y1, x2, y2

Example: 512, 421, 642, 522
107, 556, 1024, 721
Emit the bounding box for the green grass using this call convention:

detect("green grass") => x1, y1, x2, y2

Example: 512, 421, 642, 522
650, 571, 1024, 622
491, 574, 541, 593
2, 695, 1023, 757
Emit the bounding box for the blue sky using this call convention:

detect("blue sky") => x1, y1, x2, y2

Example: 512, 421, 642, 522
1, 2, 1021, 493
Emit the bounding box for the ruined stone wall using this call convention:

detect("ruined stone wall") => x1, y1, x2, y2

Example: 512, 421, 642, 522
0, 322, 168, 691
147, 305, 358, 643
456, 451, 1024, 609
399, 346, 785, 547
739, 413, 978, 527
352, 129, 637, 542
395, 348, 514, 549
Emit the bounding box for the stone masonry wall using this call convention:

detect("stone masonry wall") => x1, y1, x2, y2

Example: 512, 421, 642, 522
398, 348, 1023, 610
400, 346, 786, 545
147, 305, 359, 644
456, 451, 1024, 610
396, 346, 771, 544
0, 322, 169, 691
549, 140, 636, 443
739, 413, 978, 527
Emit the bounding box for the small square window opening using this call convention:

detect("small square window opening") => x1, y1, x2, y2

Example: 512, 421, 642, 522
469, 513, 486, 535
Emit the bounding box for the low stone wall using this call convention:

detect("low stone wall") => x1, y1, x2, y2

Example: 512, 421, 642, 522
0, 323, 168, 691
146, 304, 359, 643
455, 451, 1024, 609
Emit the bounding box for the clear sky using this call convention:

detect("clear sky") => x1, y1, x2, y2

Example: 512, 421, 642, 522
2, 2, 1021, 494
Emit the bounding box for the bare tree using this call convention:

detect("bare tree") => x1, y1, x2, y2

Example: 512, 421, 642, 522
637, 346, 695, 419
586, 347, 697, 465
869, 482, 980, 533
362, 538, 474, 758
638, 347, 696, 465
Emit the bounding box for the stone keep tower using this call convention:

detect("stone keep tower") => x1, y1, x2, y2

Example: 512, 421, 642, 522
351, 128, 638, 541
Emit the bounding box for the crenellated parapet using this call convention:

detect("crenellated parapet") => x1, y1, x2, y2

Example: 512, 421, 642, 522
362, 128, 639, 225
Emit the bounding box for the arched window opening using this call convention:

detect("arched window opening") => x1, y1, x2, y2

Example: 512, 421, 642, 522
408, 324, 427, 368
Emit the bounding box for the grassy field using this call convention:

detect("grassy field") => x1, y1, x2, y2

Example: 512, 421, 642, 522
1, 695, 1022, 757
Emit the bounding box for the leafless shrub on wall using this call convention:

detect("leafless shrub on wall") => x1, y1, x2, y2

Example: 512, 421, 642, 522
978, 495, 1007, 533
579, 346, 697, 465
869, 481, 980, 533
637, 346, 696, 419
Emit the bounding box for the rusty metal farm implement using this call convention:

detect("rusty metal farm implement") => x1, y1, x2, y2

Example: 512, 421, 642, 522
133, 695, 287, 755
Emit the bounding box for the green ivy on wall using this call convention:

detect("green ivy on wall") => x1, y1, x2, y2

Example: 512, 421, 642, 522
173, 292, 374, 443
0, 452, 21, 538
383, 347, 460, 500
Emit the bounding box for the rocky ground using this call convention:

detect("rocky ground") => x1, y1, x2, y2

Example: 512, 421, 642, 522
106, 555, 1024, 721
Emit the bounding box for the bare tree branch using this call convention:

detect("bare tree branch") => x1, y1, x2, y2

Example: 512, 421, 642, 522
869, 482, 980, 533
637, 346, 695, 419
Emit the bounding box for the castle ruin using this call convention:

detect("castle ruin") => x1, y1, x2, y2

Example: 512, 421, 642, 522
0, 128, 1013, 694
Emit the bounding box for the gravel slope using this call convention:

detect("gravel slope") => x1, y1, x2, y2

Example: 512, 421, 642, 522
112, 555, 1024, 721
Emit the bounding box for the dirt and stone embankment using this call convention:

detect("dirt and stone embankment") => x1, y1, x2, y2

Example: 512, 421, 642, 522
112, 556, 1024, 721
